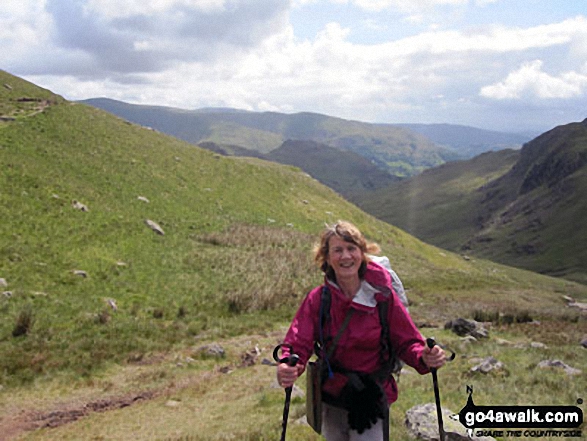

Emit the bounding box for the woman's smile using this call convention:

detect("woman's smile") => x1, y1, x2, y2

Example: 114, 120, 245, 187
327, 236, 363, 281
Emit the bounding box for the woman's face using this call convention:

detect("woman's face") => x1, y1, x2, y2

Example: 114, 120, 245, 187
326, 235, 364, 281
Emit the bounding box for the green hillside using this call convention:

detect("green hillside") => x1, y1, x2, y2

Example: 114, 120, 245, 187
82, 98, 455, 177
1, 71, 586, 441
362, 121, 587, 284
360, 149, 520, 249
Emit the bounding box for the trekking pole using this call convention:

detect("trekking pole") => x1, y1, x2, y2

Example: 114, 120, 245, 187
273, 344, 300, 441
426, 337, 446, 441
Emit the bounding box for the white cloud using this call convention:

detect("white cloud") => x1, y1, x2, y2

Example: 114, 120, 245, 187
480, 60, 587, 99
3, 1, 587, 132
1, 0, 291, 77
85, 0, 226, 18
349, 0, 467, 13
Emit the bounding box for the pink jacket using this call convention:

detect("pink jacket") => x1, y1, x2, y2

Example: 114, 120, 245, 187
283, 261, 429, 404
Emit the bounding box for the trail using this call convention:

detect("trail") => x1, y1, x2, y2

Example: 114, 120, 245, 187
0, 332, 281, 441
0, 367, 226, 441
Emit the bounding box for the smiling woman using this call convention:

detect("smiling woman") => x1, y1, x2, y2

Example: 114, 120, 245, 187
315, 221, 380, 297
276, 220, 447, 441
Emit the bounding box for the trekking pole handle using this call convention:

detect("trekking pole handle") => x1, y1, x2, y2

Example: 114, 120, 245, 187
426, 337, 456, 362
426, 338, 437, 372
273, 343, 300, 366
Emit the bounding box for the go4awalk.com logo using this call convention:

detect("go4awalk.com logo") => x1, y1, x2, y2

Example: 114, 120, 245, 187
458, 386, 583, 438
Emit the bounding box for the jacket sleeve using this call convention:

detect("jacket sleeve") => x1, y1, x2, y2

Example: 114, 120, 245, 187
282, 286, 321, 367
387, 290, 430, 375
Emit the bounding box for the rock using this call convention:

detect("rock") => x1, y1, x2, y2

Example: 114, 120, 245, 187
165, 400, 181, 408
495, 338, 514, 346
137, 196, 150, 203
460, 336, 477, 345
73, 270, 88, 278
291, 384, 304, 399
240, 349, 259, 367
3, 291, 13, 298
271, 380, 304, 398
106, 298, 118, 311
530, 342, 547, 349
0, 278, 7, 288
537, 359, 582, 375
581, 336, 587, 348
145, 219, 165, 235
568, 301, 587, 312
405, 403, 495, 441
470, 357, 505, 374
72, 199, 89, 211
261, 358, 275, 366
562, 295, 587, 312
445, 318, 488, 339
198, 343, 225, 358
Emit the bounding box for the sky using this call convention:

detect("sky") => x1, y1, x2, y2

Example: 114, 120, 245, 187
1, 0, 586, 134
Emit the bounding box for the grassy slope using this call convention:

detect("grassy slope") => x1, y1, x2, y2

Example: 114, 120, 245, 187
81, 99, 452, 177
359, 149, 520, 249
1, 72, 586, 440
468, 121, 587, 283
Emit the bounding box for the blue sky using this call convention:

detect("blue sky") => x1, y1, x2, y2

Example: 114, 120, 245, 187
1, 0, 586, 134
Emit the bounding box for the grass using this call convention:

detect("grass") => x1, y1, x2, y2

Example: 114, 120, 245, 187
1, 70, 586, 440
6, 321, 585, 441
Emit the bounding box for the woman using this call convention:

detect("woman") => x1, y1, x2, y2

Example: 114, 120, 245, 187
277, 221, 446, 441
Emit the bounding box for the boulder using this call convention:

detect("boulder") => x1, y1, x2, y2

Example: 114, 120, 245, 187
445, 318, 488, 339
72, 199, 89, 212
145, 219, 165, 235
537, 359, 582, 375
470, 357, 505, 374
405, 403, 495, 441
197, 343, 225, 358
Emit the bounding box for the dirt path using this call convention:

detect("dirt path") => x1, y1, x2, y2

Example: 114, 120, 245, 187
0, 368, 224, 441
1, 390, 157, 441
0, 334, 281, 441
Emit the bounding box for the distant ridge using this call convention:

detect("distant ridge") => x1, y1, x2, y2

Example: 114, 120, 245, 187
394, 123, 529, 157
81, 98, 522, 177
362, 119, 587, 284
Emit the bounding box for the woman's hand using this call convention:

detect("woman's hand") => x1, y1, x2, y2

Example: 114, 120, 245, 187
422, 344, 446, 369
276, 362, 303, 388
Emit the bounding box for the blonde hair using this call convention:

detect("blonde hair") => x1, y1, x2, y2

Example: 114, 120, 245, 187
313, 221, 380, 280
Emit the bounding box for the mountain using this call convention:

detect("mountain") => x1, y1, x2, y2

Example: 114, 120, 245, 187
266, 140, 400, 200
3, 69, 585, 387
81, 98, 455, 177
203, 139, 400, 202
394, 123, 529, 158
361, 120, 587, 284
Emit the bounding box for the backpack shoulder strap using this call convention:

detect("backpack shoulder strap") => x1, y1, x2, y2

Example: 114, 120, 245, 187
376, 299, 403, 376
